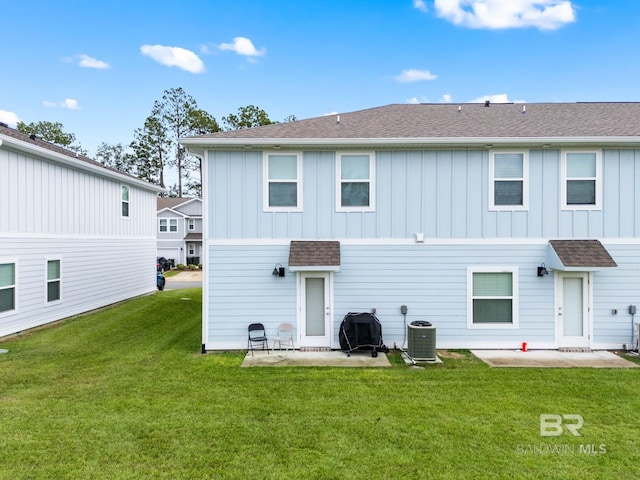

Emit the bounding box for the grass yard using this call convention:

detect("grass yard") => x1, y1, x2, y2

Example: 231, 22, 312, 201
1, 289, 639, 479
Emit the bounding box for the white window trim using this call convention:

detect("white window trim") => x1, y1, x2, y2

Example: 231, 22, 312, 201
467, 266, 519, 329
336, 151, 376, 212
121, 184, 130, 219
489, 150, 529, 211
44, 256, 62, 306
263, 151, 303, 212
169, 218, 178, 233
561, 149, 602, 210
187, 218, 196, 231
159, 219, 168, 233
188, 243, 196, 256
0, 258, 18, 318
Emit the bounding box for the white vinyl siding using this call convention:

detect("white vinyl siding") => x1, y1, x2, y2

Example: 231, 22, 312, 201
468, 267, 519, 329
46, 258, 61, 304
263, 152, 302, 211
336, 152, 375, 211
490, 152, 528, 210
562, 151, 601, 209
0, 261, 17, 316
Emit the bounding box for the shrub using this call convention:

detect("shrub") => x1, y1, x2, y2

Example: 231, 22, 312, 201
176, 264, 186, 270
188, 264, 197, 270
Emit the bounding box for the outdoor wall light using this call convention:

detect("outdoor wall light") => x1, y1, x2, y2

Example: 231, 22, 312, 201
537, 263, 549, 277
272, 263, 285, 277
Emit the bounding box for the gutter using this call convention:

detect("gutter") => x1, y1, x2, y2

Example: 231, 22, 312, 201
180, 136, 640, 151
0, 133, 165, 194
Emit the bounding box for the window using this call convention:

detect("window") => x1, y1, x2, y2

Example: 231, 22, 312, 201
188, 219, 195, 231
490, 152, 528, 210
263, 153, 302, 211
46, 259, 61, 303
0, 262, 16, 315
562, 151, 601, 209
159, 219, 177, 232
337, 152, 375, 211
468, 267, 518, 329
121, 185, 130, 217
188, 243, 195, 255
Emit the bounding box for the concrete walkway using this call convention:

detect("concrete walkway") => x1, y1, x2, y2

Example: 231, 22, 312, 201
241, 350, 391, 367
471, 350, 638, 368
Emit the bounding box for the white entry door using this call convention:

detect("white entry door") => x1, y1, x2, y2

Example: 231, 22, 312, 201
556, 272, 590, 348
298, 273, 332, 348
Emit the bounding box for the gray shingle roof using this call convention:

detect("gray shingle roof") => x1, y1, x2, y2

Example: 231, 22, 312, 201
289, 241, 341, 267
549, 240, 617, 268
182, 103, 640, 144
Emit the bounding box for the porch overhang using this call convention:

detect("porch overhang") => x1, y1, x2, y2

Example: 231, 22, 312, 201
546, 240, 617, 272
288, 241, 341, 272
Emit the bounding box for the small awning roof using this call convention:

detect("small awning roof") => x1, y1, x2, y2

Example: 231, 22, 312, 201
546, 240, 617, 272
184, 233, 202, 241
288, 241, 341, 272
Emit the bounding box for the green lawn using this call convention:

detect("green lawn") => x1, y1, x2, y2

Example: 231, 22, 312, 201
1, 289, 639, 479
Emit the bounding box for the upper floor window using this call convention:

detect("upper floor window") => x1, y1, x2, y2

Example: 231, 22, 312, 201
188, 219, 195, 231
562, 151, 601, 209
46, 259, 61, 304
0, 262, 16, 315
121, 185, 130, 217
337, 152, 375, 211
263, 153, 302, 211
159, 219, 178, 233
467, 267, 519, 329
490, 152, 528, 210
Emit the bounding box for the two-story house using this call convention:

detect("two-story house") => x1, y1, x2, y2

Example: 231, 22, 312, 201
181, 102, 640, 352
156, 197, 203, 267
0, 123, 163, 338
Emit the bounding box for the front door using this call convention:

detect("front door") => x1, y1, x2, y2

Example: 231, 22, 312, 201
298, 273, 332, 348
556, 272, 590, 348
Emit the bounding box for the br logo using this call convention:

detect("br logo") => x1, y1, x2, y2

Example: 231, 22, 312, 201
540, 414, 584, 437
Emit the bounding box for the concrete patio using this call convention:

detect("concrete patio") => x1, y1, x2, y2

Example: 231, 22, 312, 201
241, 350, 392, 367
471, 349, 639, 368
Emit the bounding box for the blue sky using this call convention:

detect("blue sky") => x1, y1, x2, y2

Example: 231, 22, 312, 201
1, 0, 639, 159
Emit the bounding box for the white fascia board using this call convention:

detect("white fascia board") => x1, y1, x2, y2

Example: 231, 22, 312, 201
1, 134, 165, 193
180, 136, 640, 150
157, 207, 188, 218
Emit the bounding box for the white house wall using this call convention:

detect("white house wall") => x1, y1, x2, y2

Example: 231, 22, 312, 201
1, 141, 158, 337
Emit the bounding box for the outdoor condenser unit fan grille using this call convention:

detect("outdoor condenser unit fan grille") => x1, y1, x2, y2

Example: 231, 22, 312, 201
407, 322, 436, 361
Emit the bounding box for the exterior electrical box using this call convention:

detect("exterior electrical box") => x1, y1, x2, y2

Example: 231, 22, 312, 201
407, 321, 436, 361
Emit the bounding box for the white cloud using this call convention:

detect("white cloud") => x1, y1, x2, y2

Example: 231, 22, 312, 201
395, 69, 437, 83
440, 93, 453, 103
0, 110, 20, 127
43, 98, 80, 110
434, 0, 576, 30
413, 0, 428, 12
140, 44, 206, 73
219, 37, 266, 59
78, 54, 110, 69
469, 94, 526, 103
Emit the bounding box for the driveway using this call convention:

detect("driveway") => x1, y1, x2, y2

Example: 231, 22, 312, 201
164, 270, 202, 290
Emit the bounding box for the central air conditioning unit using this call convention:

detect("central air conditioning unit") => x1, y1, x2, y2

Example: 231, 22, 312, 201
407, 321, 436, 361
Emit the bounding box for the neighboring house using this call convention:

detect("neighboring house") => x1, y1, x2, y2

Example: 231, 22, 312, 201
181, 102, 640, 352
0, 123, 163, 338
156, 197, 203, 266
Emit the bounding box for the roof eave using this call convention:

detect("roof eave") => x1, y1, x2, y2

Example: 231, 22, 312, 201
180, 136, 640, 150
1, 134, 165, 193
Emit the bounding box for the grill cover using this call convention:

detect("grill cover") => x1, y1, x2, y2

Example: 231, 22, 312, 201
339, 312, 387, 353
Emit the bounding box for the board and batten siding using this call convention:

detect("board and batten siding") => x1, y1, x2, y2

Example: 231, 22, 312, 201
1, 140, 159, 337
206, 148, 640, 241
204, 241, 636, 350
